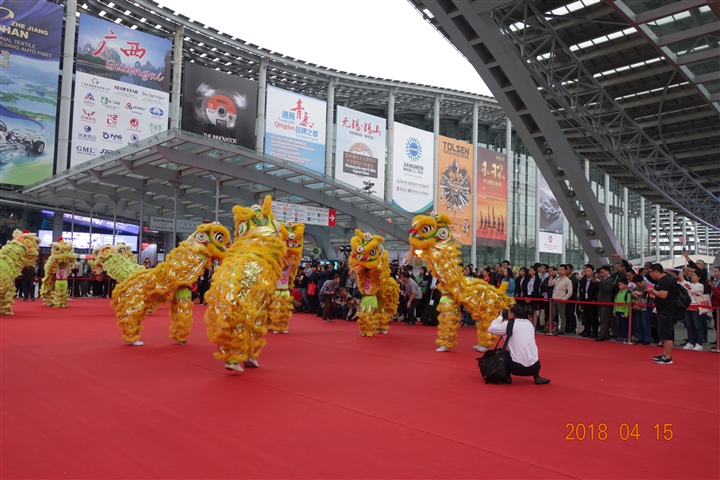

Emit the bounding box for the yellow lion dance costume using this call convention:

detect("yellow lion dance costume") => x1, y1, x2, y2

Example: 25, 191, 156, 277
0, 229, 40, 315
409, 212, 513, 352
90, 243, 144, 283
268, 221, 305, 334
348, 229, 400, 336
111, 222, 231, 345
40, 237, 77, 308
205, 196, 287, 372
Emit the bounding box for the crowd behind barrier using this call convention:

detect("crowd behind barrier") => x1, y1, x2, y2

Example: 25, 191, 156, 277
11, 254, 720, 357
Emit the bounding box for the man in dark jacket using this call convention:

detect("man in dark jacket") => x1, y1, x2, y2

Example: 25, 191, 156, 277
594, 265, 615, 341
565, 264, 579, 334
578, 264, 599, 337
21, 265, 36, 301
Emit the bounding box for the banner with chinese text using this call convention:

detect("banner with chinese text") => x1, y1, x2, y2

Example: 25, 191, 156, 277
70, 14, 171, 167
391, 122, 434, 214
0, 0, 63, 187
437, 135, 473, 245
537, 170, 563, 253
334, 105, 385, 195
181, 61, 257, 149
476, 146, 507, 248
264, 85, 326, 173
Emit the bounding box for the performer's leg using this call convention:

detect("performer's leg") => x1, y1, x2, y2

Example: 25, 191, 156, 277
169, 287, 194, 344
436, 298, 460, 351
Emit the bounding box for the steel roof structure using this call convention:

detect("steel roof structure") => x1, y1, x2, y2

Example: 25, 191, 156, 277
408, 0, 720, 229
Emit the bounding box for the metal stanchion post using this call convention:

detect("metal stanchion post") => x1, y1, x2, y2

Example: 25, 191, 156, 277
548, 299, 554, 335
627, 306, 633, 344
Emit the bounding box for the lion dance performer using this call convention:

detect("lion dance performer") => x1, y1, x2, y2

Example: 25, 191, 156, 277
40, 237, 77, 309
408, 212, 513, 352
111, 222, 231, 346
0, 229, 40, 315
205, 196, 286, 372
348, 229, 400, 336
90, 243, 144, 284
268, 221, 305, 334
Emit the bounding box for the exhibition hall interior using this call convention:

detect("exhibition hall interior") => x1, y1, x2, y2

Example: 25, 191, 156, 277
1, 0, 718, 478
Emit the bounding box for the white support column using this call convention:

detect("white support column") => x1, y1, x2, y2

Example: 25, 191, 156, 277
70, 212, 75, 241
681, 217, 687, 253
88, 206, 95, 254
325, 77, 336, 177
640, 197, 645, 265
214, 175, 221, 222
561, 218, 567, 264
623, 187, 629, 255
669, 210, 674, 260
138, 193, 144, 262
505, 118, 513, 261
604, 174, 610, 220
385, 87, 396, 203
471, 101, 478, 265
693, 221, 699, 255
256, 58, 268, 153
56, 0, 77, 171
534, 166, 541, 264
705, 224, 709, 255
170, 25, 184, 130
584, 159, 590, 264
433, 95, 441, 211
112, 205, 117, 245
655, 205, 660, 262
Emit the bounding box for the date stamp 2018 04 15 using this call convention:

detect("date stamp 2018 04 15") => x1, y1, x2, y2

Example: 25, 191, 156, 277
564, 423, 674, 441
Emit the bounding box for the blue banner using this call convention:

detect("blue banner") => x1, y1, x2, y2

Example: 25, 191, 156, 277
0, 0, 63, 187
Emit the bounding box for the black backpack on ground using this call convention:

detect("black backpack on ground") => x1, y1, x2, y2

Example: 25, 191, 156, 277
477, 319, 515, 384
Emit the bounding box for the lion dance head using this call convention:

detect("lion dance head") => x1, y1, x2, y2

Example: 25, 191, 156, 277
189, 222, 232, 262
11, 229, 41, 267
408, 212, 454, 251
349, 229, 385, 271
231, 195, 281, 242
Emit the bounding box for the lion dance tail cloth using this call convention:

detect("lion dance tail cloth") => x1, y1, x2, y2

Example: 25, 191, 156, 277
40, 237, 77, 309
111, 223, 230, 344
205, 196, 287, 372
408, 213, 514, 351
349, 229, 399, 336
0, 230, 40, 315
268, 222, 304, 334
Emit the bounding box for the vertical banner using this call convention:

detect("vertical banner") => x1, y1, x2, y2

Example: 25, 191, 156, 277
264, 85, 326, 173
0, 0, 63, 187
334, 105, 386, 194
476, 146, 507, 248
537, 170, 563, 253
181, 62, 257, 149
437, 135, 473, 245
391, 122, 434, 214
70, 14, 172, 167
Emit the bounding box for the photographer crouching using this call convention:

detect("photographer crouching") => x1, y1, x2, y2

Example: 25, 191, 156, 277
488, 304, 551, 385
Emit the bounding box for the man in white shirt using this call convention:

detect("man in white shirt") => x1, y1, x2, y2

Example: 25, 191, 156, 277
488, 304, 551, 385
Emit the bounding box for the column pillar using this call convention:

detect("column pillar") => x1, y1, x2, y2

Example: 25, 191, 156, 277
640, 197, 645, 265
138, 192, 144, 262
471, 101, 478, 264
385, 87, 396, 203
584, 159, 590, 264
655, 204, 660, 262
669, 210, 674, 261
256, 58, 268, 153
433, 95, 441, 211
325, 77, 336, 177
56, 0, 77, 171
170, 25, 184, 130
681, 217, 687, 252
623, 187, 629, 255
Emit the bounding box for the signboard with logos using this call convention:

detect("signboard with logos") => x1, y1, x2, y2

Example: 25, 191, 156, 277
476, 146, 507, 248
271, 201, 336, 227
38, 230, 138, 252
148, 216, 198, 234
537, 170, 563, 254
181, 61, 257, 149
437, 135, 473, 246
334, 106, 386, 194
0, 0, 63, 187
70, 14, 171, 168
391, 122, 434, 214
264, 85, 326, 173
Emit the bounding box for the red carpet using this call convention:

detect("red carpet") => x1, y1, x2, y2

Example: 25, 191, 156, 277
2, 299, 718, 479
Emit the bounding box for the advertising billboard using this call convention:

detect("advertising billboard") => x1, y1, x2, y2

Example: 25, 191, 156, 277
181, 61, 257, 149
70, 14, 172, 168
391, 122, 434, 214
271, 201, 336, 227
334, 106, 385, 195
0, 0, 63, 187
39, 230, 138, 252
475, 146, 507, 248
264, 85, 326, 173
537, 170, 563, 254
437, 135, 473, 245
